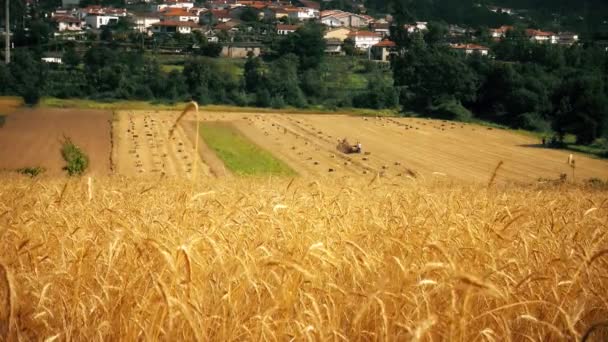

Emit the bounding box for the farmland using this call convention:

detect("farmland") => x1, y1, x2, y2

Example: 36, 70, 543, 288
0, 108, 111, 175
0, 102, 607, 340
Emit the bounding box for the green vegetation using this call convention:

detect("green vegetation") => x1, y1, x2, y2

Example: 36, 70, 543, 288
199, 122, 295, 176
17, 167, 45, 177
0, 115, 5, 128
61, 137, 89, 176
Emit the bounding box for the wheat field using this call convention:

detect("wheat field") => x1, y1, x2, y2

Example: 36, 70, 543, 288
0, 175, 607, 341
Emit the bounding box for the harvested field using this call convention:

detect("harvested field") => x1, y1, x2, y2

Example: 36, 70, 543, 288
113, 111, 211, 177
0, 175, 607, 340
186, 112, 608, 183
0, 108, 111, 175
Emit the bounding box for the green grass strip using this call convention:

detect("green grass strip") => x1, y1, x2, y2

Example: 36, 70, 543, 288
199, 122, 295, 176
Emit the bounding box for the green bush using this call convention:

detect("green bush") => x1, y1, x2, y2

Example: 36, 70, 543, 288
518, 112, 552, 132
61, 137, 89, 176
427, 99, 473, 122
17, 166, 45, 177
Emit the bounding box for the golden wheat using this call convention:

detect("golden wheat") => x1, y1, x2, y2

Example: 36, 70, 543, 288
0, 175, 606, 341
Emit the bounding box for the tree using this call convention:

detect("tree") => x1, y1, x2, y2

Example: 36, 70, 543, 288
63, 45, 81, 69
244, 55, 265, 93
239, 7, 259, 22
342, 38, 356, 56
551, 74, 608, 144
277, 23, 326, 71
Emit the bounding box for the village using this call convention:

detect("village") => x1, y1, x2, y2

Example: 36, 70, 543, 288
43, 0, 582, 62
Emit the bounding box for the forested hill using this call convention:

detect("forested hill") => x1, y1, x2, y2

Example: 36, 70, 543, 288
359, 0, 608, 35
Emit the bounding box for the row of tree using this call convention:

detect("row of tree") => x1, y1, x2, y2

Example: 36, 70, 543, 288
390, 25, 608, 145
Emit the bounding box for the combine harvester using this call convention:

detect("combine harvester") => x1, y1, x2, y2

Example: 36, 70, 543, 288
336, 138, 361, 154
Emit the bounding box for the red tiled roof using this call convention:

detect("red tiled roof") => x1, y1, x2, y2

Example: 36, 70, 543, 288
526, 29, 555, 37
152, 20, 200, 27
53, 15, 81, 23
373, 39, 396, 47
162, 8, 196, 16
211, 9, 231, 18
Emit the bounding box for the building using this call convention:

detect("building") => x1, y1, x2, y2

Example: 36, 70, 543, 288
370, 22, 390, 37
488, 6, 514, 15
324, 27, 351, 41
263, 6, 289, 20
450, 43, 490, 56
200, 10, 232, 24
277, 24, 299, 35
155, 0, 195, 11
371, 39, 396, 62
52, 16, 83, 32
160, 8, 199, 22
325, 38, 342, 54
347, 30, 382, 50
321, 10, 373, 28
526, 29, 557, 44
221, 42, 262, 58
85, 15, 120, 29
286, 7, 319, 21
557, 32, 579, 45
490, 25, 513, 39
132, 13, 161, 33
150, 20, 200, 34
403, 21, 427, 33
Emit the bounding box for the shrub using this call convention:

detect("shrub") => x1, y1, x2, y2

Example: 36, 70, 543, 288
518, 112, 552, 132
427, 99, 473, 122
17, 166, 45, 177
61, 137, 89, 176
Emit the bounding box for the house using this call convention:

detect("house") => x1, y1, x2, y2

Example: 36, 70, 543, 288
403, 21, 427, 33
489, 25, 513, 39
488, 6, 514, 15
41, 57, 63, 64
324, 27, 351, 41
85, 15, 120, 29
371, 39, 396, 62
221, 42, 262, 58
526, 29, 557, 44
347, 30, 382, 50
325, 38, 342, 54
155, 0, 195, 11
200, 9, 232, 24
263, 6, 289, 20
150, 20, 200, 34
557, 32, 579, 45
448, 25, 467, 37
285, 7, 319, 21
52, 16, 83, 32
132, 13, 161, 33
370, 22, 390, 37
294, 0, 320, 10
160, 8, 199, 22
214, 21, 240, 32
321, 10, 372, 28
277, 24, 299, 35
79, 5, 128, 19
450, 43, 489, 56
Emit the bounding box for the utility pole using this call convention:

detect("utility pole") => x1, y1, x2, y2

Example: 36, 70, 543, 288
4, 0, 9, 64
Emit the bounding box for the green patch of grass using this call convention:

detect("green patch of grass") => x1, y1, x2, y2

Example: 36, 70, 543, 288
566, 144, 608, 159
61, 137, 89, 176
199, 122, 295, 176
161, 64, 184, 73
40, 97, 182, 111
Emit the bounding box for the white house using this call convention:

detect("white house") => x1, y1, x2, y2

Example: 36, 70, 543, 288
150, 20, 200, 34
450, 43, 490, 56
155, 0, 194, 11
286, 7, 319, 21
132, 14, 161, 33
526, 29, 557, 44
404, 21, 427, 33
557, 32, 579, 45
41, 57, 63, 64
347, 31, 382, 50
277, 24, 298, 35
53, 16, 83, 32
321, 10, 373, 28
321, 15, 342, 27
85, 15, 120, 29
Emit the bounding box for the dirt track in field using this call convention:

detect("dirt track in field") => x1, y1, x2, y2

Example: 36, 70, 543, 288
0, 108, 111, 175
187, 112, 608, 183
113, 111, 212, 178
